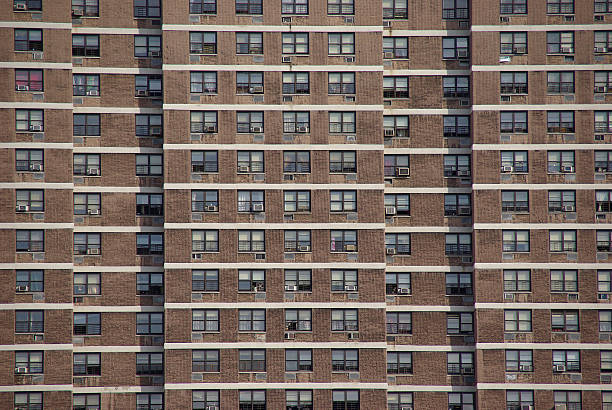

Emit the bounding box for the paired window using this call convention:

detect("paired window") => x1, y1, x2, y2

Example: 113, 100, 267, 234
331, 349, 358, 372
596, 72, 612, 93
192, 230, 219, 252
442, 0, 468, 18
190, 111, 217, 133
134, 35, 161, 57
383, 78, 409, 100
547, 0, 574, 13
444, 194, 471, 216
548, 111, 574, 133
386, 312, 411, 334
136, 313, 163, 334
385, 194, 410, 215
73, 114, 100, 136
16, 109, 43, 132
597, 191, 612, 213
445, 233, 472, 255
330, 191, 357, 212
330, 230, 357, 252
72, 35, 99, 57
240, 391, 266, 409
502, 230, 530, 252
237, 190, 264, 212
383, 116, 409, 138
236, 32, 263, 54
237, 112, 264, 133
331, 269, 358, 292
284, 230, 311, 252
73, 154, 100, 176
191, 151, 218, 173
548, 71, 574, 94
282, 0, 308, 14
238, 269, 265, 292
14, 0, 42, 10
443, 37, 469, 59
136, 194, 163, 216
384, 154, 410, 177
238, 309, 266, 331
286, 349, 312, 371
500, 32, 527, 54
596, 112, 612, 133
238, 230, 265, 252
190, 72, 217, 94
548, 151, 575, 173
500, 72, 527, 94
282, 33, 309, 54
15, 392, 42, 410
503, 269, 531, 292
136, 233, 163, 255
286, 391, 313, 410
332, 391, 359, 410
285, 309, 312, 331
502, 190, 528, 213
136, 353, 163, 375
137, 272, 163, 296
443, 76, 469, 98
549, 230, 577, 252
73, 74, 99, 96
15, 351, 43, 374
504, 309, 532, 332
16, 270, 44, 293
383, 0, 407, 18
329, 112, 356, 133
192, 309, 219, 331
285, 270, 312, 292
237, 72, 263, 94
602, 351, 612, 373
74, 312, 101, 335
15, 69, 43, 92
236, 0, 262, 14
548, 190, 575, 213
500, 111, 527, 133
16, 230, 44, 252
282, 72, 309, 94
135, 74, 162, 97
383, 37, 408, 58
385, 233, 411, 255
447, 312, 473, 334
192, 350, 219, 372
284, 191, 311, 212
72, 0, 99, 17
192, 269, 219, 292
16, 190, 44, 212
547, 32, 574, 54
73, 393, 101, 410
328, 33, 354, 55
74, 273, 100, 296
328, 0, 354, 15
73, 353, 100, 376
596, 31, 612, 51
136, 154, 163, 176
239, 349, 266, 372
443, 154, 471, 177
506, 391, 534, 409
134, 0, 160, 17
331, 309, 358, 331
596, 0, 612, 13
447, 352, 474, 375
596, 151, 612, 172
330, 151, 356, 173
190, 32, 217, 54
551, 310, 579, 332
553, 392, 581, 409
329, 73, 356, 95
599, 230, 612, 252
15, 29, 42, 52
500, 0, 527, 14
446, 272, 473, 295
388, 393, 413, 410
443, 115, 470, 138
505, 350, 533, 372
16, 310, 44, 333
553, 350, 580, 372
136, 394, 164, 410
284, 151, 310, 173
283, 112, 310, 133
601, 311, 612, 332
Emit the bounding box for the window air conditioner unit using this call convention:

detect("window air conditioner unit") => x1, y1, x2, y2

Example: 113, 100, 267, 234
282, 16, 292, 23
285, 285, 298, 291
30, 164, 42, 171
136, 90, 149, 97
561, 46, 573, 53
86, 90, 99, 96
297, 125, 309, 133
344, 16, 354, 23
519, 365, 533, 372
562, 205, 575, 212
250, 86, 264, 94
17, 85, 29, 91
553, 364, 566, 372
500, 16, 510, 22
596, 86, 609, 93
345, 244, 357, 252
344, 56, 355, 63
347, 332, 359, 339
87, 167, 100, 176
504, 293, 515, 300
87, 248, 100, 255
396, 167, 410, 177
205, 125, 217, 133
282, 56, 292, 63
502, 165, 513, 172
16, 205, 29, 212
205, 406, 220, 410
149, 50, 161, 57
400, 407, 413, 410
284, 332, 295, 339
344, 285, 357, 291
239, 165, 250, 172
457, 50, 469, 58
192, 252, 203, 259
596, 47, 608, 53
458, 206, 471, 215
250, 126, 263, 133
150, 126, 162, 136
32, 52, 43, 60
383, 51, 394, 59
15, 3, 27, 10
298, 245, 311, 252
252, 203, 264, 212
283, 95, 293, 102
383, 20, 391, 27
386, 248, 397, 255
599, 293, 610, 300
16, 285, 29, 292
398, 287, 410, 294
562, 165, 574, 173
384, 128, 396, 137
14, 367, 28, 373
205, 205, 218, 212
29, 125, 43, 132
385, 206, 397, 216
72, 8, 84, 15
457, 170, 470, 176
87, 209, 100, 215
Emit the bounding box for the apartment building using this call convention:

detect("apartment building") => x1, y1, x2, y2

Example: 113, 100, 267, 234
0, 0, 610, 409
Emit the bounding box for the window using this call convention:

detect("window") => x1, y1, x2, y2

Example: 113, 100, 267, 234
447, 352, 474, 375
445, 233, 472, 255
548, 71, 574, 94
136, 352, 163, 376
602, 351, 612, 373
237, 112, 264, 133
330, 230, 357, 252
16, 109, 43, 132
384, 194, 410, 216
502, 230, 530, 252
505, 350, 533, 372
596, 151, 612, 172
73, 353, 100, 376
503, 270, 531, 292
73, 273, 101, 295
284, 230, 311, 252
137, 272, 163, 295
282, 72, 309, 94
329, 112, 356, 133
192, 230, 219, 252
237, 72, 264, 94
504, 310, 531, 332
596, 72, 612, 93
73, 313, 100, 335
16, 270, 44, 293
283, 112, 310, 133
15, 69, 43, 92
447, 312, 473, 334
286, 391, 312, 410
136, 194, 163, 216
383, 37, 408, 58
238, 230, 265, 252
191, 111, 217, 134
190, 71, 217, 94
73, 393, 100, 410
136, 312, 163, 335
500, 111, 527, 133
73, 194, 101, 215
282, 0, 308, 14
73, 154, 100, 176
600, 271, 612, 293
446, 272, 473, 295
506, 391, 534, 410
388, 393, 413, 410
501, 191, 528, 213
71, 0, 98, 16
443, 76, 469, 98
284, 270, 312, 292
73, 74, 99, 97
14, 29, 42, 51
548, 111, 575, 133
386, 272, 411, 295
383, 116, 409, 138
236, 0, 262, 13
383, 79, 409, 101
192, 391, 220, 409
192, 190, 218, 212
15, 351, 43, 374
192, 269, 219, 292
548, 0, 574, 13
285, 309, 312, 331
330, 151, 356, 173
284, 191, 311, 212
444, 194, 471, 216
385, 233, 411, 255
328, 33, 354, 55
386, 312, 411, 334
16, 190, 43, 212
239, 269, 265, 292
442, 0, 469, 18
284, 151, 310, 173
331, 269, 358, 292
547, 32, 574, 54
73, 114, 100, 136
547, 151, 575, 173
328, 0, 354, 14
190, 32, 217, 54
448, 393, 474, 410
500, 32, 527, 54
14, 0, 42, 10
597, 0, 612, 12
135, 74, 162, 97
383, 0, 407, 18
16, 230, 44, 252
596, 112, 612, 133
332, 390, 359, 410
239, 391, 266, 410
599, 231, 612, 252
16, 310, 43, 333
597, 31, 612, 52
192, 309, 219, 332
286, 349, 312, 371
238, 190, 264, 213
553, 351, 580, 374
328, 73, 355, 95
134, 0, 160, 17
443, 154, 471, 177
238, 309, 266, 331
548, 190, 575, 213
501, 0, 527, 14
72, 35, 99, 57
552, 310, 579, 332
549, 230, 577, 252
331, 349, 358, 372
136, 393, 163, 410
330, 191, 356, 213
190, 0, 216, 14
602, 311, 612, 332
500, 72, 527, 94
134, 35, 161, 57
443, 37, 469, 59
14, 392, 42, 410
384, 154, 410, 177
136, 154, 163, 176
282, 33, 309, 54
191, 151, 218, 173
136, 233, 163, 255
236, 32, 263, 54
331, 309, 358, 331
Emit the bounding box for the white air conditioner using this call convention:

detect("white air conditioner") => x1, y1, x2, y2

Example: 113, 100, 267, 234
32, 52, 43, 60
149, 50, 161, 57
192, 252, 203, 259
285, 285, 298, 291
344, 56, 355, 63
400, 407, 413, 410
87, 167, 100, 176
150, 126, 162, 136
86, 89, 99, 96
15, 3, 27, 10
14, 367, 27, 373
282, 56, 292, 63
345, 244, 357, 252
504, 293, 515, 300
345, 285, 357, 291
561, 46, 573, 53
205, 406, 219, 410
298, 245, 311, 252
238, 165, 250, 172
252, 203, 264, 212
457, 170, 470, 176
562, 205, 575, 212
29, 125, 43, 132
384, 128, 396, 137
499, 56, 512, 63
136, 90, 149, 97
386, 247, 397, 255
204, 205, 218, 212
250, 86, 264, 94
250, 126, 263, 133
502, 165, 513, 172
383, 20, 392, 27
519, 365, 533, 372
599, 293, 610, 300
16, 85, 29, 91
254, 283, 265, 292
563, 165, 574, 173
30, 164, 42, 172
596, 86, 609, 93
396, 167, 410, 177
87, 208, 100, 215
87, 248, 100, 255
596, 47, 608, 53
297, 125, 309, 133
398, 287, 410, 294
385, 206, 397, 216
458, 206, 471, 215
284, 332, 295, 340
383, 51, 394, 59
347, 332, 359, 339
514, 46, 526, 54
521, 406, 534, 410
282, 16, 292, 23
205, 125, 217, 133
344, 16, 354, 23
553, 364, 566, 372
16, 285, 29, 292
16, 205, 29, 212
